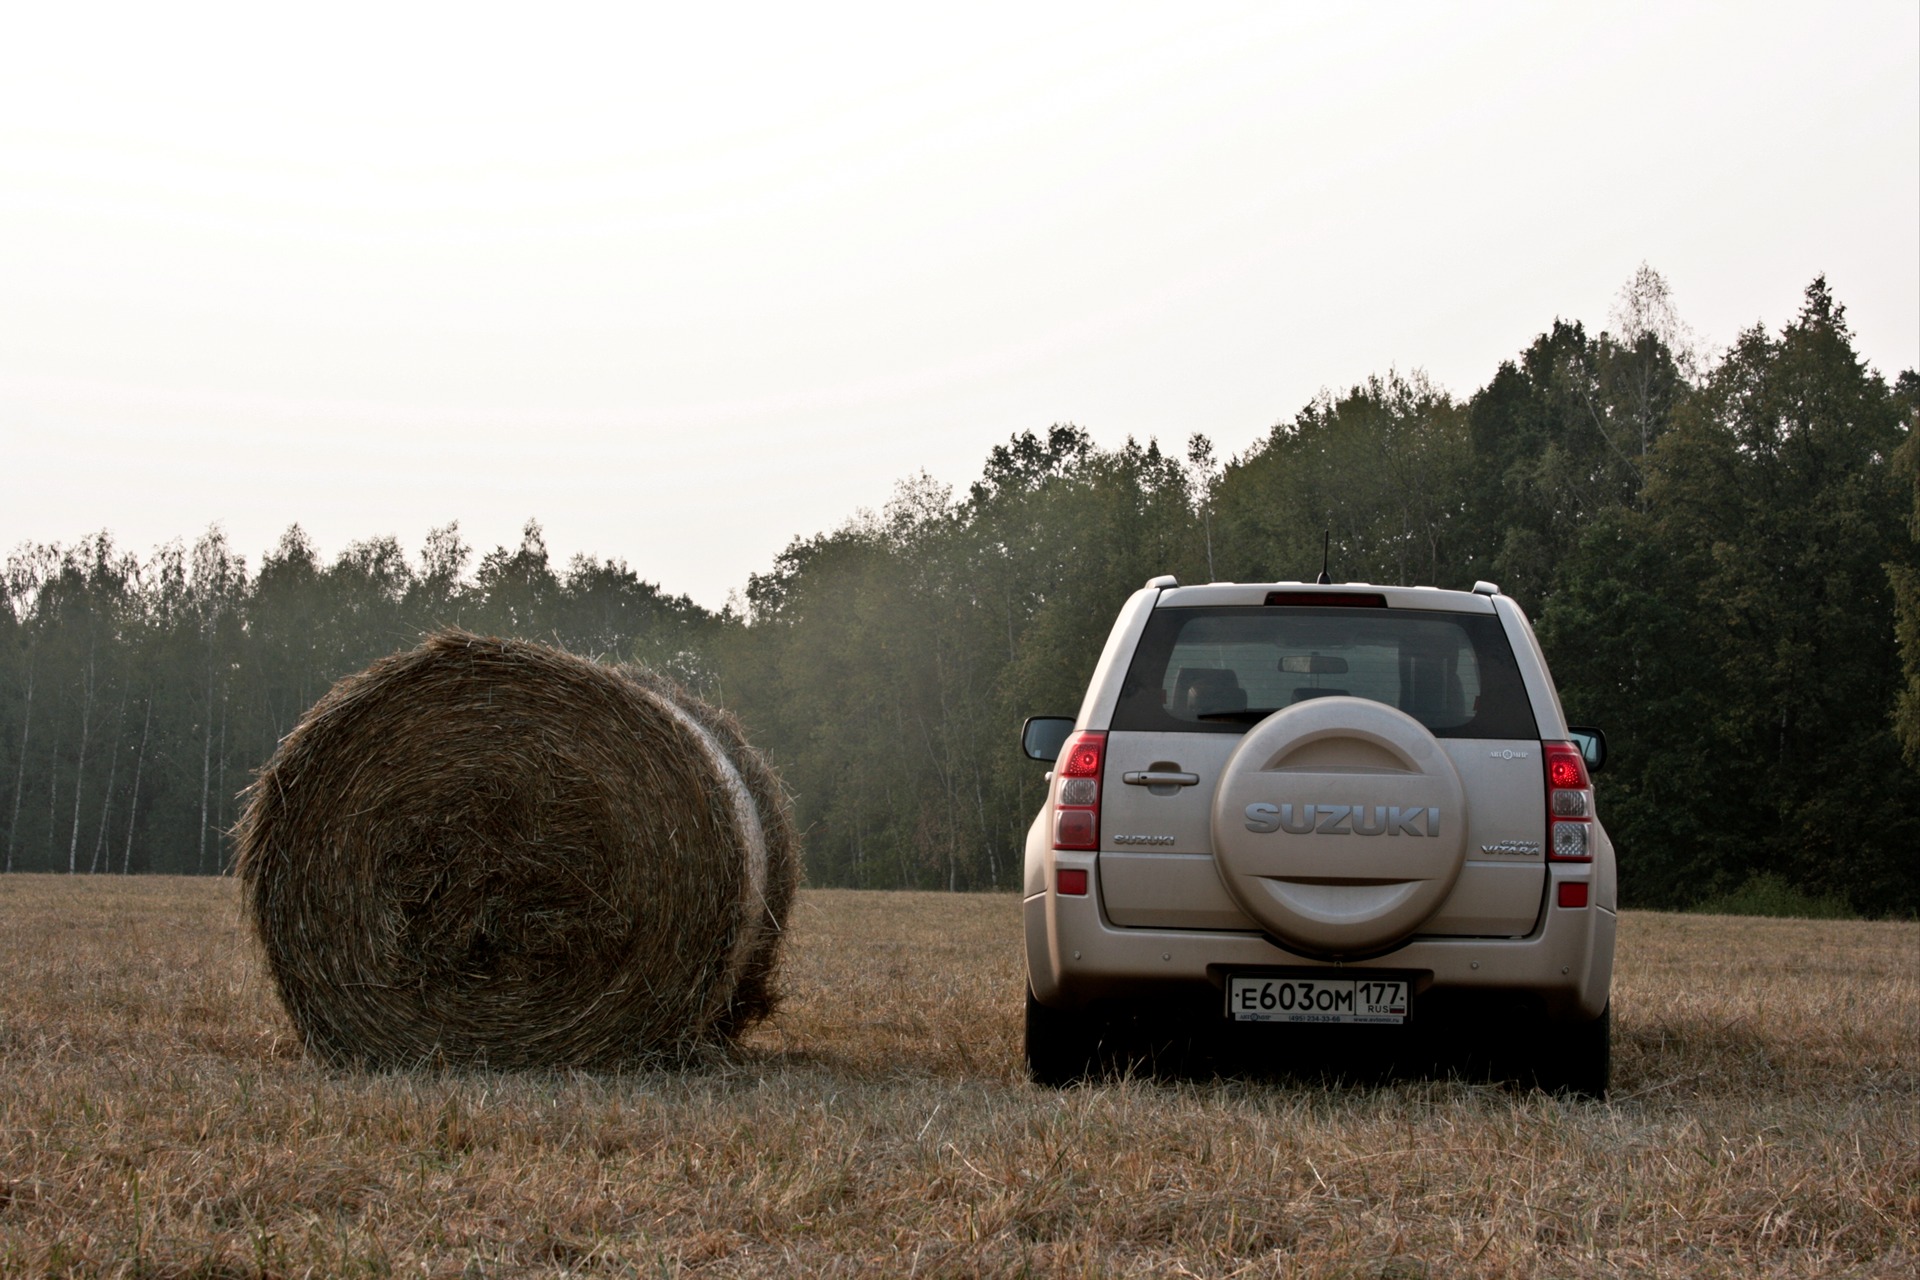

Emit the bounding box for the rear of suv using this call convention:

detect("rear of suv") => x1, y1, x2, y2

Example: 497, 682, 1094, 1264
1020, 576, 1616, 1095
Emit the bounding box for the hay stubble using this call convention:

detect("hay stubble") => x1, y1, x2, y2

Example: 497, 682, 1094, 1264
0, 878, 1914, 1277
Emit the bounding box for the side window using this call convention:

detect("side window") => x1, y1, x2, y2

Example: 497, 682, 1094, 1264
1114, 607, 1536, 740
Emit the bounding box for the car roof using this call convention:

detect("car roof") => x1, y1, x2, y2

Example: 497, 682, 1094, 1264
1152, 581, 1498, 613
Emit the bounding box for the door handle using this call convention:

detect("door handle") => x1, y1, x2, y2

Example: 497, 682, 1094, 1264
1122, 770, 1200, 787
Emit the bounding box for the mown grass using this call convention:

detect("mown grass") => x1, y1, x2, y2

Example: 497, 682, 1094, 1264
0, 876, 1914, 1277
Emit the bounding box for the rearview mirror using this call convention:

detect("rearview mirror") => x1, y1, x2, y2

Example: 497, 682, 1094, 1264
1021, 716, 1075, 763
1567, 726, 1608, 774
1280, 654, 1349, 675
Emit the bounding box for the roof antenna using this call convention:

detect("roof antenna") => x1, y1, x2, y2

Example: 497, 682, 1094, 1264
1316, 529, 1332, 585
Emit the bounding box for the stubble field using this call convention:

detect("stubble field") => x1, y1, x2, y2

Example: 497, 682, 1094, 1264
0, 876, 1914, 1278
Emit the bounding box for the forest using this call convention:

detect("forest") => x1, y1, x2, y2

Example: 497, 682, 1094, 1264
4, 273, 1917, 915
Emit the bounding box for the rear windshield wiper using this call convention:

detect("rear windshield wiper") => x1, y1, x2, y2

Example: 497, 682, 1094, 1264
1196, 708, 1283, 723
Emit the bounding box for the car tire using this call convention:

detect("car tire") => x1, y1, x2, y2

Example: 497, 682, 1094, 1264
1534, 1003, 1611, 1099
1024, 984, 1105, 1086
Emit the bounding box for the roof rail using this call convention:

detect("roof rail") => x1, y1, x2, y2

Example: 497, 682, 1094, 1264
1145, 574, 1179, 589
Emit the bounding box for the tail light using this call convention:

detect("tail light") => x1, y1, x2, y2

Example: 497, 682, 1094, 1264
1543, 740, 1593, 865
1051, 731, 1106, 852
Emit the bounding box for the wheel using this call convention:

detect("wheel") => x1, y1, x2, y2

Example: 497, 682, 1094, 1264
1024, 984, 1105, 1086
1534, 1003, 1611, 1099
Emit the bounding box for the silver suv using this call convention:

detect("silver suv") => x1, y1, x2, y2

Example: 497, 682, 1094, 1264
1020, 577, 1615, 1095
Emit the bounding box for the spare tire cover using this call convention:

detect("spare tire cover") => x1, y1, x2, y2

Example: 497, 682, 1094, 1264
1210, 697, 1467, 957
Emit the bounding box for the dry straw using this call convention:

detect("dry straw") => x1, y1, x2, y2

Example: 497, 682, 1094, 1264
234, 630, 799, 1069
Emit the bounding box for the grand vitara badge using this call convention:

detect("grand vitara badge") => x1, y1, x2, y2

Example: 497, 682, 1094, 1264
1244, 802, 1441, 837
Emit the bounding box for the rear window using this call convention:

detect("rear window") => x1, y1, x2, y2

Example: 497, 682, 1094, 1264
1111, 606, 1538, 739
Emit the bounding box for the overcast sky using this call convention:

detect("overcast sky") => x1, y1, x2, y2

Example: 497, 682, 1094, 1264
3, 1, 1915, 608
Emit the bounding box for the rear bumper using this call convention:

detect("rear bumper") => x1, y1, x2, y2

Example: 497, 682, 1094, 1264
1025, 854, 1615, 1022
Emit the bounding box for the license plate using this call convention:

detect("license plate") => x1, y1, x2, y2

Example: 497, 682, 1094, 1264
1227, 976, 1409, 1024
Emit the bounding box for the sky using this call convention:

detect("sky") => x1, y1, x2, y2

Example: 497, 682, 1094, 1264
3, 1, 1916, 609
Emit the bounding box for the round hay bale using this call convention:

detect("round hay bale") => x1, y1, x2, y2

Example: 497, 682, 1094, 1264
616, 663, 800, 1037
234, 629, 800, 1069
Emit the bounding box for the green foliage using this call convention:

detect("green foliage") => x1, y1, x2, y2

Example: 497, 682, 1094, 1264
1543, 279, 1918, 915
1689, 873, 1856, 920
1216, 371, 1469, 587
717, 428, 1208, 889
1889, 379, 1920, 769
0, 522, 714, 876
1536, 508, 1721, 910
1463, 317, 1685, 602
2, 271, 1912, 914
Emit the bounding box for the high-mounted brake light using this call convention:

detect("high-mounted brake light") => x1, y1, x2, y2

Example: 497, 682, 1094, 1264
1263, 591, 1388, 608
1543, 740, 1593, 866
1052, 730, 1106, 851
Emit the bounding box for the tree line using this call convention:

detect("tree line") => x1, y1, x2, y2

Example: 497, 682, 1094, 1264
4, 272, 1916, 914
